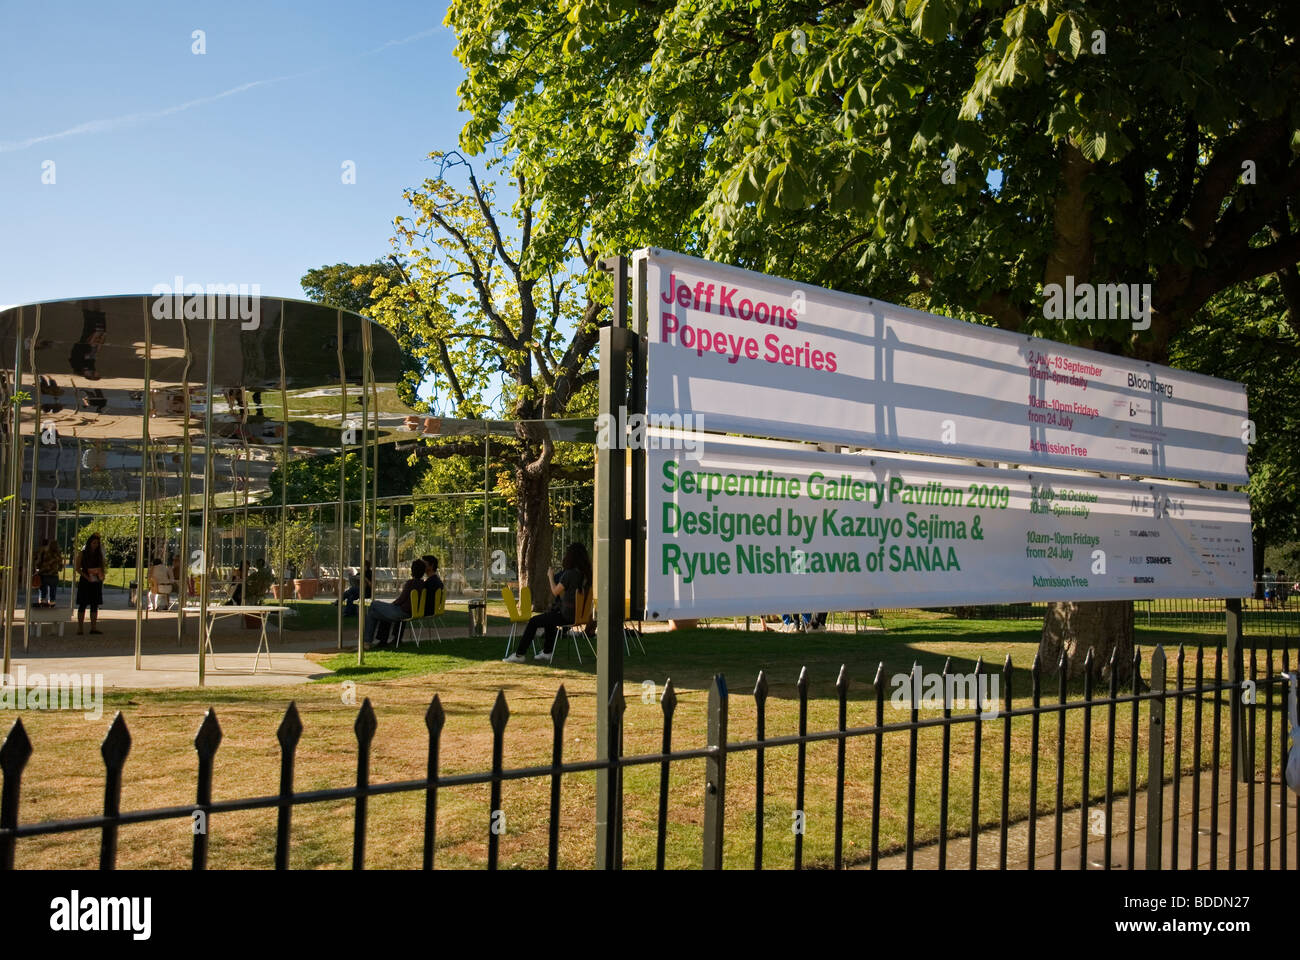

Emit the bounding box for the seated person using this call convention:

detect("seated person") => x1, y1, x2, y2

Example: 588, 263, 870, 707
364, 559, 426, 649
340, 562, 373, 616
421, 554, 444, 603
503, 543, 591, 665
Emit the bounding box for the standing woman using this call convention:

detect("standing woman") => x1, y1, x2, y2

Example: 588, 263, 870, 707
74, 532, 106, 635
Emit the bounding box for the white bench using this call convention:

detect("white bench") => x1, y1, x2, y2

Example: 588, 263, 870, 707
26, 606, 67, 637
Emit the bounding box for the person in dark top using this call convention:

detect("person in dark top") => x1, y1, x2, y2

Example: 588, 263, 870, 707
74, 532, 106, 635
503, 543, 591, 664
421, 554, 445, 604
365, 559, 426, 648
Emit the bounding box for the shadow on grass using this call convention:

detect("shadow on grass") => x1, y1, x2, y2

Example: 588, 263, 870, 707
306, 613, 1277, 703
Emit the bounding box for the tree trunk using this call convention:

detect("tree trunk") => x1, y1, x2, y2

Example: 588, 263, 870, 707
515, 432, 553, 614
1039, 600, 1135, 686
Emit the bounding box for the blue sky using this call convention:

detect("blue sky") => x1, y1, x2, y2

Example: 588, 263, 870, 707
0, 0, 469, 306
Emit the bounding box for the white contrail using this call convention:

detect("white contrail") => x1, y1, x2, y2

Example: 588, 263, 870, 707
0, 27, 442, 154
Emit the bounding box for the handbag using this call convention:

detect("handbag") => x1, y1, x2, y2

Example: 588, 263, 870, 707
30, 573, 41, 589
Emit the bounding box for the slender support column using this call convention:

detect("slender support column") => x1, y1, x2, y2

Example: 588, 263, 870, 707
21, 306, 43, 655
3, 307, 27, 676
178, 315, 193, 645
72, 437, 81, 615
336, 309, 346, 650
356, 315, 371, 663
198, 317, 216, 686
278, 302, 289, 643
133, 299, 151, 669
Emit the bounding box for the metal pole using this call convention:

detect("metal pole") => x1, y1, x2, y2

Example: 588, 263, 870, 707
336, 309, 346, 650
483, 424, 489, 614
356, 315, 370, 663
21, 306, 43, 655
72, 436, 80, 615
1226, 597, 1248, 783
369, 330, 379, 630
178, 313, 193, 645
1145, 645, 1167, 869
3, 307, 26, 676
595, 256, 630, 868
133, 299, 151, 669
241, 437, 250, 606
278, 302, 289, 644
198, 316, 216, 685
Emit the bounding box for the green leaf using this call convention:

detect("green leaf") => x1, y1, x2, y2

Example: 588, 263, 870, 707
911, 0, 949, 43
1004, 4, 1031, 38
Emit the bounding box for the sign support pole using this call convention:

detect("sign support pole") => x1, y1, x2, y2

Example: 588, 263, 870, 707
596, 256, 634, 869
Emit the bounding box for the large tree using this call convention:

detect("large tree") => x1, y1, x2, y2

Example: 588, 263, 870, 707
364, 154, 603, 610
448, 0, 1300, 679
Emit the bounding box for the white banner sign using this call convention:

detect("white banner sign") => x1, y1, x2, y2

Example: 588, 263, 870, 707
640, 249, 1249, 484
645, 437, 1253, 620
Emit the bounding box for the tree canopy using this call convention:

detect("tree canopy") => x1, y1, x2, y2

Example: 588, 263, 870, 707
448, 0, 1299, 360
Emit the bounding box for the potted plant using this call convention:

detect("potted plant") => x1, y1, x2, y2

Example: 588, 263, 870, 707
294, 557, 320, 600
269, 519, 317, 600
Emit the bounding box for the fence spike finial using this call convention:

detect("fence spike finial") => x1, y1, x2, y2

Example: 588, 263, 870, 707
661, 678, 677, 716
872, 661, 884, 689
0, 719, 33, 776
354, 697, 378, 744
194, 709, 223, 758
277, 702, 303, 750
709, 673, 728, 703
836, 664, 849, 694
551, 685, 570, 724
753, 670, 768, 702
797, 666, 809, 695
489, 690, 510, 733
101, 712, 132, 770
425, 695, 445, 736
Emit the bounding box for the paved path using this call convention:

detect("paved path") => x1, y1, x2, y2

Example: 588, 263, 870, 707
3, 608, 331, 688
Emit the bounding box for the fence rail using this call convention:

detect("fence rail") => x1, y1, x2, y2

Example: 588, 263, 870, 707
2, 632, 1296, 870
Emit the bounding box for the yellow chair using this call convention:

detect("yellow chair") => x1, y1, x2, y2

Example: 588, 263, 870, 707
401, 585, 445, 646
502, 585, 532, 658
394, 586, 427, 648
418, 587, 446, 644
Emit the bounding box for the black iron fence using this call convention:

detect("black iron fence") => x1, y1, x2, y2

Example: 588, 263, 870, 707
3, 646, 1296, 870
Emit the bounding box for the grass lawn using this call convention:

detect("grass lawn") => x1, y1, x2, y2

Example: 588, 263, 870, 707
4, 611, 1293, 870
